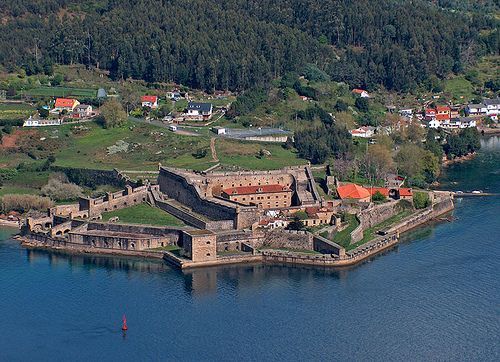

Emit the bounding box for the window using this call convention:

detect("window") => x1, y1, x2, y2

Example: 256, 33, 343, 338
206, 241, 211, 245
206, 253, 211, 256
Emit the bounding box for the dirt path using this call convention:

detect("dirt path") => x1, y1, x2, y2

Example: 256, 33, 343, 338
210, 137, 219, 162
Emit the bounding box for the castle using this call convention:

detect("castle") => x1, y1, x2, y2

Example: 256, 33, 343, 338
22, 165, 454, 269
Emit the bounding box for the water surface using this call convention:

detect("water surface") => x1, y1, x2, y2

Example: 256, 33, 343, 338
0, 137, 499, 361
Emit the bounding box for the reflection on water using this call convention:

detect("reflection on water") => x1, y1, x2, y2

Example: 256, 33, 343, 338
0, 136, 498, 361
25, 248, 171, 275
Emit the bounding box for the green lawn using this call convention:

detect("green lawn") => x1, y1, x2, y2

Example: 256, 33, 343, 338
101, 203, 185, 226
150, 245, 182, 252
444, 76, 475, 102
216, 139, 306, 170
321, 213, 359, 249
24, 86, 97, 98
349, 209, 414, 250
0, 185, 40, 197
51, 120, 212, 171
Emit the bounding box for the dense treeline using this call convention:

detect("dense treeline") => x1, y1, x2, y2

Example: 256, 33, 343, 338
0, 0, 497, 91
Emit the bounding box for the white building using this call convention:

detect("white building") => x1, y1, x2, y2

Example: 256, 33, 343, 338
23, 117, 62, 127
187, 102, 213, 117
439, 118, 476, 130
74, 104, 93, 118
466, 103, 487, 116
212, 126, 226, 135
484, 98, 500, 116
141, 95, 158, 109
349, 126, 375, 138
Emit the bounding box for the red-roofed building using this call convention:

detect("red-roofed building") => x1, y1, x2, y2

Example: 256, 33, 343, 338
352, 88, 370, 98
398, 188, 413, 200
336, 184, 371, 202
221, 184, 292, 209
53, 98, 79, 112
425, 108, 436, 121
368, 187, 390, 197
435, 106, 451, 121
141, 95, 158, 109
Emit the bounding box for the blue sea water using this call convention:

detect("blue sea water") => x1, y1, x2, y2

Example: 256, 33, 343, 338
0, 137, 499, 361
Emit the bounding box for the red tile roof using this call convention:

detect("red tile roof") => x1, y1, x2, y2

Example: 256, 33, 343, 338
352, 88, 367, 94
399, 188, 413, 197
141, 95, 158, 103
436, 106, 450, 112
222, 184, 291, 196
54, 98, 77, 108
436, 113, 450, 121
368, 187, 390, 197
337, 184, 371, 200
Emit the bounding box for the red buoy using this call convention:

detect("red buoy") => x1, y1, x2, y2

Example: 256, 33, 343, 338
122, 315, 128, 331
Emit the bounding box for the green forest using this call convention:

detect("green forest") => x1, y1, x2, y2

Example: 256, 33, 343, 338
0, 0, 497, 92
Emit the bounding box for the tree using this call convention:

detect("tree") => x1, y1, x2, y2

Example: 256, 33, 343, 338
372, 191, 386, 202
355, 97, 369, 113
365, 144, 394, 181
286, 216, 305, 231
334, 100, 348, 112
38, 107, 49, 118
413, 191, 430, 209
41, 175, 83, 201
395, 144, 425, 178
98, 99, 127, 128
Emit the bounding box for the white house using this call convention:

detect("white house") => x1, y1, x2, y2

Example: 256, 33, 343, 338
428, 119, 441, 129
438, 117, 476, 130
23, 117, 62, 127
349, 126, 375, 138
352, 89, 370, 98
74, 104, 93, 118
141, 95, 158, 109
186, 102, 213, 118
466, 103, 487, 116
484, 98, 500, 116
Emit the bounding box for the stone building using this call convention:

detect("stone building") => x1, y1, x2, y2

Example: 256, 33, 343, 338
220, 184, 292, 209
181, 229, 217, 262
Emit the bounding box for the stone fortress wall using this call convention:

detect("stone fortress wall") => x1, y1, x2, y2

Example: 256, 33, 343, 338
156, 166, 321, 230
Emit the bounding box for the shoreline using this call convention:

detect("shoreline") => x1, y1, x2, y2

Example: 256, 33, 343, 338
16, 196, 454, 270
442, 152, 476, 166
0, 219, 20, 228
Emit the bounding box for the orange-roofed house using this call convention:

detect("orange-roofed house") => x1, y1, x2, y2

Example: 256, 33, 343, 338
221, 184, 292, 209
435, 106, 451, 121
141, 95, 158, 109
398, 188, 413, 200
53, 98, 80, 112
352, 89, 370, 98
336, 184, 371, 202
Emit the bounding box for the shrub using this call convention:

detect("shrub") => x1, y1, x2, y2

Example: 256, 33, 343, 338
372, 191, 386, 202
413, 191, 430, 209
40, 174, 83, 201
0, 194, 54, 213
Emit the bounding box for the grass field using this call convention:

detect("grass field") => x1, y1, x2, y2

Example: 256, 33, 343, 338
216, 138, 306, 170
444, 76, 475, 102
321, 213, 359, 249
101, 203, 185, 226
0, 185, 40, 197
0, 102, 34, 120
24, 86, 97, 98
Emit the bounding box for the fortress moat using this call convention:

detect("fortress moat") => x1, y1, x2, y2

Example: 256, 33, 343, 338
20, 165, 455, 269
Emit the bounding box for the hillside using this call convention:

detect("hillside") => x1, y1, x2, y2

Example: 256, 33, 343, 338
0, 0, 497, 92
